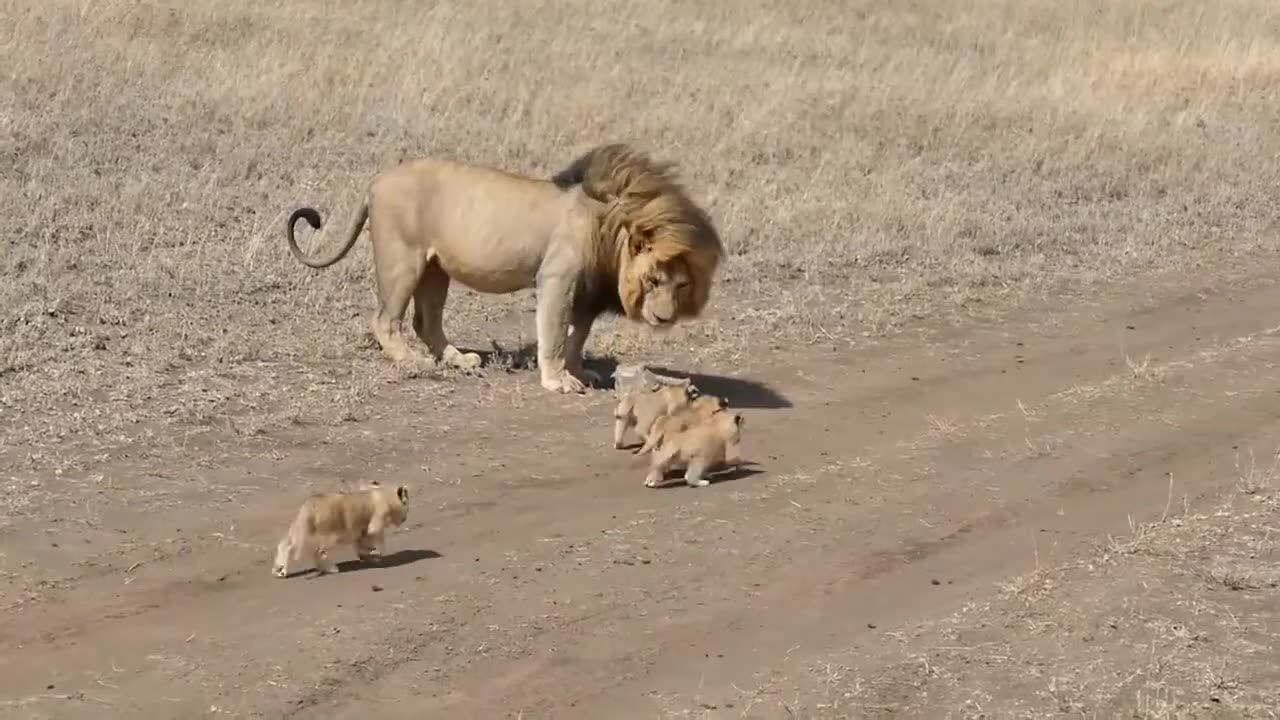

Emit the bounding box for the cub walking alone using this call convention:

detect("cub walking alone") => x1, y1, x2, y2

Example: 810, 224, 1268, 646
272, 482, 410, 578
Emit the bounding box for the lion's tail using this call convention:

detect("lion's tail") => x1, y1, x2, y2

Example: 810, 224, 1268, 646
286, 203, 369, 269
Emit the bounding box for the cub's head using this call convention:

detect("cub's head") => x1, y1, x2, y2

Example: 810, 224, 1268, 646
712, 410, 744, 440
690, 394, 729, 416
656, 379, 698, 408
390, 485, 410, 526
366, 481, 411, 526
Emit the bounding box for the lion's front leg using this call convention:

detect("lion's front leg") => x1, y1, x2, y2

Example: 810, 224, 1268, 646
564, 311, 601, 389
534, 273, 587, 394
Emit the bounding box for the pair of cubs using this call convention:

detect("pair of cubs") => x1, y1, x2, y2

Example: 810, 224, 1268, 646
613, 376, 744, 489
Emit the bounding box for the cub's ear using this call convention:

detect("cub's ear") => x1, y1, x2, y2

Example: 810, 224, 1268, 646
397, 486, 410, 503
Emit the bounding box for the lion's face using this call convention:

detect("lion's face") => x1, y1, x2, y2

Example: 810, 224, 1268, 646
638, 260, 694, 327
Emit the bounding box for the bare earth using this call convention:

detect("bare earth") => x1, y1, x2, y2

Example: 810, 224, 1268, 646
3, 261, 1279, 719
4, 0, 1280, 717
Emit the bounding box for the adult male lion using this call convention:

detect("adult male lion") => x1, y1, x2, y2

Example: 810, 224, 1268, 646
285, 143, 724, 394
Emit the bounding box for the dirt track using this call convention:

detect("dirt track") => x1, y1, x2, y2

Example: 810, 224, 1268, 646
3, 263, 1280, 719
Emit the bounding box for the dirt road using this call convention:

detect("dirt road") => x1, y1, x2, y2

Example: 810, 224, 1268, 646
3, 264, 1279, 719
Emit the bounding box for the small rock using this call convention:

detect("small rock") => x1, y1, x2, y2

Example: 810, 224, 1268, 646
371, 585, 384, 592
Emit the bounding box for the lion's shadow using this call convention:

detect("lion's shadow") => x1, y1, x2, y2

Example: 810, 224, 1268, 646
464, 343, 790, 411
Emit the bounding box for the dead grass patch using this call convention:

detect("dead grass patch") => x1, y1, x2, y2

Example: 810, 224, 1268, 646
4, 0, 1279, 494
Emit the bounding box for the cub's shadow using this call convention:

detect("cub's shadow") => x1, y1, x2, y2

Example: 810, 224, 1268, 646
328, 548, 442, 575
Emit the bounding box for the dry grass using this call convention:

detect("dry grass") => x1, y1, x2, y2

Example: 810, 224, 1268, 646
3, 0, 1279, 492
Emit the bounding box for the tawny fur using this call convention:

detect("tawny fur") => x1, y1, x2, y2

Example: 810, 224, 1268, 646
636, 393, 730, 455
612, 379, 697, 452
644, 410, 744, 489
272, 483, 410, 578
284, 143, 724, 394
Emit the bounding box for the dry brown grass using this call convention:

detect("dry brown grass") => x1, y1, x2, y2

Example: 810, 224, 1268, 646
2, 0, 1279, 489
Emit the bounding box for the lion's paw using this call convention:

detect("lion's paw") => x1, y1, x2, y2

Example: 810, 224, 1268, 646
542, 370, 588, 394
272, 564, 287, 578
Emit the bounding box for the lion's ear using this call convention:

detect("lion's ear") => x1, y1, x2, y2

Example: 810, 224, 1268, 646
628, 226, 651, 255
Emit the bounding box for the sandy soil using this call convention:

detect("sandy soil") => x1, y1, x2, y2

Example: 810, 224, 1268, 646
4, 260, 1279, 719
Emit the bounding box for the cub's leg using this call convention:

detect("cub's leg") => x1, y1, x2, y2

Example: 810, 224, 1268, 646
683, 458, 712, 488
563, 311, 601, 388
354, 533, 381, 563
272, 518, 308, 578
413, 259, 482, 370
534, 272, 586, 393
636, 420, 667, 455
363, 515, 390, 559
612, 397, 634, 450
369, 224, 424, 364
312, 535, 342, 575
645, 447, 680, 489
272, 536, 297, 578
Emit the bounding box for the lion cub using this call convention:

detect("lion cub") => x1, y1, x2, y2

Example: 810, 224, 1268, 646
272, 481, 410, 578
612, 378, 697, 452
644, 408, 744, 489
636, 393, 730, 455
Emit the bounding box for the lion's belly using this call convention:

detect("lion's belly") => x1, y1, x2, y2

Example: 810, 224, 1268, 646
431, 246, 542, 295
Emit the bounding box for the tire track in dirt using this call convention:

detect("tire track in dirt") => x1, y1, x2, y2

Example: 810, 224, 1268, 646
2, 271, 1278, 719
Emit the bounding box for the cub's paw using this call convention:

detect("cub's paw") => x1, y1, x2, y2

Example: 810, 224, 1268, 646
442, 346, 483, 371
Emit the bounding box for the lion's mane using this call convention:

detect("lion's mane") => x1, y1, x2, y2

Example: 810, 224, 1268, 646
554, 144, 725, 323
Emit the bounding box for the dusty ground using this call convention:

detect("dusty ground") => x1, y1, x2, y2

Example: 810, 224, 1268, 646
3, 0, 1280, 718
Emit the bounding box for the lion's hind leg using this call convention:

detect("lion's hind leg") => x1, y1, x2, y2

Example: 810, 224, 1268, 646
369, 238, 423, 364
412, 259, 481, 370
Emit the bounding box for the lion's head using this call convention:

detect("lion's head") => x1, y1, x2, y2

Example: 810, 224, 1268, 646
564, 144, 724, 328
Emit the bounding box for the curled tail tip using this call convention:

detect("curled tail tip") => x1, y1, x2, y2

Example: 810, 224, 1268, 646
288, 206, 323, 230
